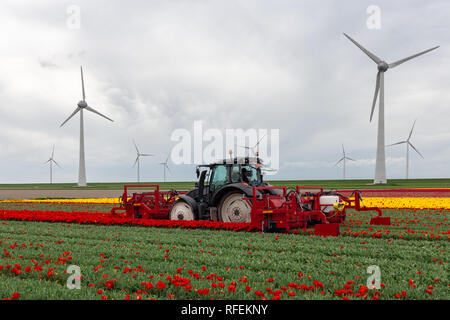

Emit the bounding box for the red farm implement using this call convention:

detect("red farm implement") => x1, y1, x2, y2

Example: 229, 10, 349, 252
111, 185, 186, 219
110, 157, 390, 236
243, 186, 389, 235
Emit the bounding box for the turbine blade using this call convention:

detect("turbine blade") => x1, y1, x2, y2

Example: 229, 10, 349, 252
388, 46, 439, 69
52, 159, 61, 168
44, 159, 51, 164
342, 143, 345, 157
80, 66, 86, 101
345, 157, 356, 161
386, 141, 406, 147
133, 139, 140, 154
51, 145, 55, 158
133, 156, 139, 167
255, 134, 266, 147
408, 119, 417, 141
343, 33, 382, 64
85, 105, 114, 122
370, 71, 381, 122
334, 157, 344, 167
165, 164, 171, 173
140, 153, 155, 157
409, 142, 424, 158
60, 106, 81, 127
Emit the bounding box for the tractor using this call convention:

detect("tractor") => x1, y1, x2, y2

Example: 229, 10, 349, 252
171, 156, 279, 223
111, 156, 389, 236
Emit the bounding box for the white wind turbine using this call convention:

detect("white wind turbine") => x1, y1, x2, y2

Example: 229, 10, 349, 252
238, 134, 266, 156
60, 66, 114, 187
334, 144, 356, 180
387, 120, 423, 179
44, 145, 61, 184
343, 33, 438, 184
133, 139, 154, 183
159, 155, 171, 183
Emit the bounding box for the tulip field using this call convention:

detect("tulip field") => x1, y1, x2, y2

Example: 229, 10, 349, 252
0, 194, 448, 300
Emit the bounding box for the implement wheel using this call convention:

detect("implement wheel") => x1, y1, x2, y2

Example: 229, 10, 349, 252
169, 200, 195, 221
218, 192, 252, 223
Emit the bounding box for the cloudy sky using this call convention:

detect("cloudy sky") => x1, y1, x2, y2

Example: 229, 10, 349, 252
0, 0, 449, 184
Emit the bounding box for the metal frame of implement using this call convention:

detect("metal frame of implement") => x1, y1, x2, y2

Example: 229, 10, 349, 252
111, 184, 390, 236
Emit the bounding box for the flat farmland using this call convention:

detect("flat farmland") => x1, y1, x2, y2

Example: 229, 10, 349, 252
0, 200, 448, 300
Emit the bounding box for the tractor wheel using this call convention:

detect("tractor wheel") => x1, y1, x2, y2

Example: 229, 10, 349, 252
169, 200, 195, 221
218, 192, 252, 223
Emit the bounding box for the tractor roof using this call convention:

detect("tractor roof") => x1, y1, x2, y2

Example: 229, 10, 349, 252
197, 157, 263, 168
213, 156, 262, 165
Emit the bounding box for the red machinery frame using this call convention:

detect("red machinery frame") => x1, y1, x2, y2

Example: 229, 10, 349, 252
243, 186, 389, 235
111, 185, 186, 219
110, 184, 389, 236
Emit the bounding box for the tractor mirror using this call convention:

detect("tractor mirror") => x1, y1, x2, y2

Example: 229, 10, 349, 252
196, 167, 200, 178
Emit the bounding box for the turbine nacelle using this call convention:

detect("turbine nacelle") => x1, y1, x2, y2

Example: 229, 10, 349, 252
77, 100, 88, 108
377, 61, 389, 72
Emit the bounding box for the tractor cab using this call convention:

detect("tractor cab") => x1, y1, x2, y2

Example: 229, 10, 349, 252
194, 156, 265, 200
186, 157, 268, 221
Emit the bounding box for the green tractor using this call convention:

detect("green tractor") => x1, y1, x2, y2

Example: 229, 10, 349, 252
170, 156, 279, 223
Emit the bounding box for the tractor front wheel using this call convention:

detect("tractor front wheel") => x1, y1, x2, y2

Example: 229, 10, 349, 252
218, 192, 252, 223
169, 200, 195, 221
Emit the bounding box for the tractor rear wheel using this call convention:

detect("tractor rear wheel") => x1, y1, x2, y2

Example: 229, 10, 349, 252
218, 192, 252, 223
169, 200, 195, 221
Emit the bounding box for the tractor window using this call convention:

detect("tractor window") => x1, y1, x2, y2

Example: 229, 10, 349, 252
231, 165, 240, 183
230, 165, 260, 185
210, 165, 228, 193
241, 165, 260, 185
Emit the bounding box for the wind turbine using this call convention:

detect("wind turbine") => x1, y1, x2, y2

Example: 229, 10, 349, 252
343, 33, 438, 184
387, 120, 423, 179
44, 145, 61, 184
133, 139, 154, 183
60, 66, 114, 187
238, 134, 266, 156
334, 144, 356, 180
159, 155, 171, 183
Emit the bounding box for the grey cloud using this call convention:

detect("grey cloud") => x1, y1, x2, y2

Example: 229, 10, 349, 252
0, 0, 449, 183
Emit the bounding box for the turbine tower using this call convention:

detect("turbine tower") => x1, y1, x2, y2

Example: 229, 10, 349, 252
44, 145, 61, 184
133, 139, 154, 183
343, 33, 438, 184
159, 155, 170, 183
60, 66, 114, 187
387, 120, 423, 179
334, 143, 356, 180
